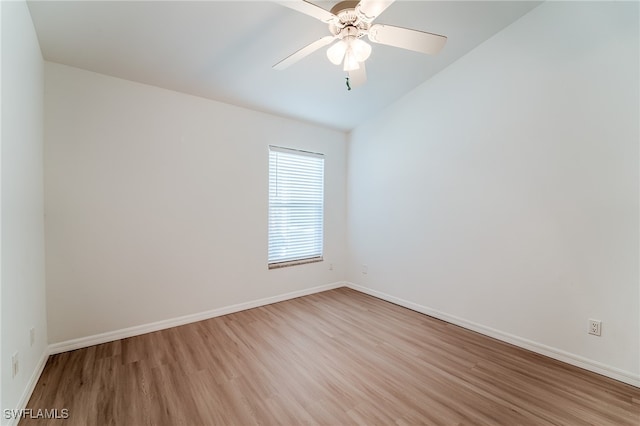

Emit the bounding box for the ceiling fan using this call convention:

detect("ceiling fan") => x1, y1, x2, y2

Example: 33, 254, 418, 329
273, 0, 447, 89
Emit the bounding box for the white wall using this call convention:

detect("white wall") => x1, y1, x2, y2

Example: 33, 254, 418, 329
1, 0, 48, 421
347, 1, 639, 384
44, 62, 347, 344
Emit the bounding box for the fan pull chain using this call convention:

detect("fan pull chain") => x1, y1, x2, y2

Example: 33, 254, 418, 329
345, 76, 351, 91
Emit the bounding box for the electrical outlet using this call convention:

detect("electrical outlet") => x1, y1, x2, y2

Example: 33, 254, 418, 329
329, 263, 333, 271
588, 319, 602, 336
12, 352, 19, 378
362, 264, 368, 274
30, 327, 35, 346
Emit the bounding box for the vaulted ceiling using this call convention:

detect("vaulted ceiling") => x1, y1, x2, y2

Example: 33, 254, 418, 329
27, 1, 541, 131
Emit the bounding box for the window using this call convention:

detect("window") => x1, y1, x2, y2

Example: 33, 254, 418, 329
268, 146, 324, 269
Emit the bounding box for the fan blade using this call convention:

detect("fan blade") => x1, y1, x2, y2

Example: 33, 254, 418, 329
273, 36, 335, 70
357, 0, 396, 21
275, 0, 336, 23
368, 24, 447, 55
348, 62, 367, 88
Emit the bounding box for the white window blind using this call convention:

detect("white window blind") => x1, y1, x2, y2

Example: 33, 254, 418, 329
268, 146, 324, 268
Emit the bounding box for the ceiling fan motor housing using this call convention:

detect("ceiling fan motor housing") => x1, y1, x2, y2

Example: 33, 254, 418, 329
328, 1, 370, 40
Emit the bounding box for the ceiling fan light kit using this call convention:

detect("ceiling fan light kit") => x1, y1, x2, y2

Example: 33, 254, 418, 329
274, 0, 447, 89
326, 26, 372, 70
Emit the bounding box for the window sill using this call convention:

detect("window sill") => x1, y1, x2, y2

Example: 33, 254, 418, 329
268, 257, 323, 270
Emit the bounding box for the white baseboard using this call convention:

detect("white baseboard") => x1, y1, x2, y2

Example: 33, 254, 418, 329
48, 282, 345, 355
5, 349, 50, 426
344, 282, 640, 388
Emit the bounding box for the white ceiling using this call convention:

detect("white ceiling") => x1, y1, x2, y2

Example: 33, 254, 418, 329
27, 0, 542, 131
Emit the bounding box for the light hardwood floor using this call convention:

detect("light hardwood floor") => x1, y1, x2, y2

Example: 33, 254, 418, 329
22, 288, 640, 425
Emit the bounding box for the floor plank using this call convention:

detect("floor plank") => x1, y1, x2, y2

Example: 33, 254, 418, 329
21, 288, 640, 425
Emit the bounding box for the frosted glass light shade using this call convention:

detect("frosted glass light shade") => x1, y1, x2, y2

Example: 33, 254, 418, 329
351, 38, 372, 62
343, 49, 360, 71
326, 41, 347, 65
327, 35, 371, 69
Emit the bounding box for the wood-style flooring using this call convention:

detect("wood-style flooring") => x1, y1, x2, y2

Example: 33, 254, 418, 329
22, 288, 640, 425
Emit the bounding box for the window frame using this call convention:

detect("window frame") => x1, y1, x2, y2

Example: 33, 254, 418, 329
268, 145, 325, 269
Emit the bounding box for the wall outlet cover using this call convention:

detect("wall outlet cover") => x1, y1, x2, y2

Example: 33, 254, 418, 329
588, 319, 602, 336
11, 352, 19, 378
